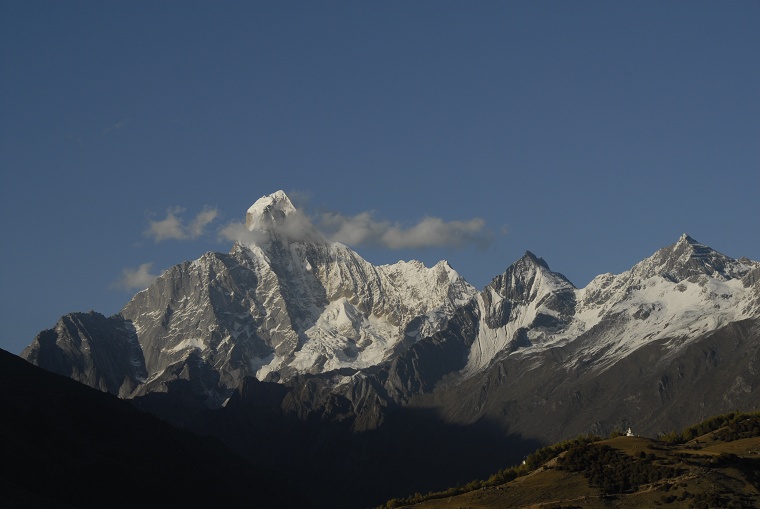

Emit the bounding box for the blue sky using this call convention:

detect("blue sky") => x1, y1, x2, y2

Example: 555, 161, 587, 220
1, 1, 758, 354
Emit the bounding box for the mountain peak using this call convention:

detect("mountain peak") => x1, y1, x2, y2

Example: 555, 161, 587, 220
632, 234, 747, 282
669, 234, 714, 260
522, 250, 550, 270
671, 233, 711, 259
488, 251, 574, 301
245, 190, 297, 231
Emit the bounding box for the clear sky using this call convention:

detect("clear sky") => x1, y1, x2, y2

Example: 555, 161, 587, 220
1, 1, 759, 354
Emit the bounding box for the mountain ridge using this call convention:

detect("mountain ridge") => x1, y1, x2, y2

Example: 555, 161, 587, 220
22, 193, 760, 419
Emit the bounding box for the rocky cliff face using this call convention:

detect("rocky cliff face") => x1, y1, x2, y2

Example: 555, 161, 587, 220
22, 311, 145, 397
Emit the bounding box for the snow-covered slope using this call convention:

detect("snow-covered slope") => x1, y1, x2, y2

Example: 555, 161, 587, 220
461, 251, 576, 376
564, 234, 759, 371
382, 233, 760, 442
231, 191, 475, 379
456, 233, 760, 380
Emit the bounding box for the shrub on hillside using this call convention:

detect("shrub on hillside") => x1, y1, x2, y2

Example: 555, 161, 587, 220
557, 443, 680, 495
661, 411, 760, 444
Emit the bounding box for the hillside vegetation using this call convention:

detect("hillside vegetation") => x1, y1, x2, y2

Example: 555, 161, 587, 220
377, 411, 760, 509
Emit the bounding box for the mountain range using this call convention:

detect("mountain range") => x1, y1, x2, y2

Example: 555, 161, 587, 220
19, 191, 760, 508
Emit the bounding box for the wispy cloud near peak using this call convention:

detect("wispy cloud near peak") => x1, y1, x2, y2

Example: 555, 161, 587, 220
145, 206, 219, 242
319, 211, 492, 249
112, 262, 159, 291
145, 197, 494, 251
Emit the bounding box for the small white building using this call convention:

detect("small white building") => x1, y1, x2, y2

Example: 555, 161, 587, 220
626, 427, 634, 437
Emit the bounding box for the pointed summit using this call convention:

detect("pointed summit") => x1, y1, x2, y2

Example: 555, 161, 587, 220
677, 233, 697, 244
488, 251, 574, 302
522, 250, 550, 270
670, 233, 718, 263
633, 234, 748, 282
245, 190, 297, 231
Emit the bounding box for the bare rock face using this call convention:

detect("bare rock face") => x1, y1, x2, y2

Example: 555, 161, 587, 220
22, 311, 146, 397
633, 233, 749, 282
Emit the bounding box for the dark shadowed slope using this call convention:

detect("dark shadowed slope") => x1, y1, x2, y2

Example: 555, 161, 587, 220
0, 348, 303, 509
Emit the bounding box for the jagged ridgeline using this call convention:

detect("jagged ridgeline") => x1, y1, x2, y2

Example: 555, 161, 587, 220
20, 191, 760, 508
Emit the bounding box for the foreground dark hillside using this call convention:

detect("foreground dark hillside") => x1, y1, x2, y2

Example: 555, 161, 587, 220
380, 412, 760, 509
0, 348, 301, 509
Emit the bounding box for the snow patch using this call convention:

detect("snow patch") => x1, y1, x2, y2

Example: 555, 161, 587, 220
167, 337, 206, 353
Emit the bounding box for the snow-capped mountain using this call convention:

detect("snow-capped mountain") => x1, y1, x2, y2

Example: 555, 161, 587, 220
21, 191, 760, 440
455, 233, 760, 379
566, 234, 760, 370
22, 191, 475, 405
461, 251, 577, 376
385, 233, 760, 441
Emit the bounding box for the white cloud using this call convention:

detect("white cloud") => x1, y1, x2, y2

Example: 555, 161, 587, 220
219, 221, 267, 245
319, 211, 388, 246
319, 211, 492, 249
145, 199, 492, 252
273, 209, 325, 243
220, 209, 325, 247
145, 207, 187, 241
189, 206, 219, 238
145, 206, 219, 242
113, 262, 159, 291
